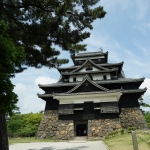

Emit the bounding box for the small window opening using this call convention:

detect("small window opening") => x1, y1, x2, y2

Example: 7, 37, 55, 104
78, 61, 82, 64
73, 77, 76, 82
98, 59, 101, 62
86, 64, 93, 71
103, 75, 107, 80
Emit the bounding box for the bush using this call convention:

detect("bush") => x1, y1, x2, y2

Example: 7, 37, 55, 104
127, 126, 136, 132
105, 130, 119, 139
120, 128, 125, 134
144, 112, 150, 129
7, 112, 43, 137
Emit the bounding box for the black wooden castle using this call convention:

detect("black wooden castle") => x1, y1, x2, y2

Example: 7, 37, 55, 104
37, 51, 147, 139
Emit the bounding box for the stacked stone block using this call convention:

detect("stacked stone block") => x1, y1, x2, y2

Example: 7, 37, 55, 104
119, 107, 148, 129
36, 110, 58, 138
36, 110, 74, 140
88, 119, 122, 138
56, 120, 74, 140
36, 108, 148, 140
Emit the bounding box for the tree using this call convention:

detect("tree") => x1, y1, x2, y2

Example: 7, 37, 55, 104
139, 95, 150, 108
7, 113, 43, 137
0, 0, 106, 70
144, 112, 150, 128
0, 20, 25, 150
0, 1, 106, 149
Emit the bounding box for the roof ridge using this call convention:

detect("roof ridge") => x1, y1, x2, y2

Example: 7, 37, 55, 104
71, 59, 110, 73
66, 77, 109, 94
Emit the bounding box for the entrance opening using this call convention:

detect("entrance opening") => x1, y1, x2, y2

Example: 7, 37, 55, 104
76, 124, 87, 136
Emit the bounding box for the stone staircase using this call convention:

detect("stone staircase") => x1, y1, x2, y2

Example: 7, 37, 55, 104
69, 136, 87, 143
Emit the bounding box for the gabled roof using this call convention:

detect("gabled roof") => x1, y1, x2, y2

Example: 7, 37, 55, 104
71, 51, 108, 64
53, 90, 122, 96
66, 76, 109, 94
72, 51, 108, 58
61, 69, 118, 75
71, 58, 109, 73
38, 77, 145, 88
60, 59, 118, 76
57, 61, 124, 73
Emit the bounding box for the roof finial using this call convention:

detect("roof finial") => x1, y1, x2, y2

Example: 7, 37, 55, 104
100, 47, 103, 52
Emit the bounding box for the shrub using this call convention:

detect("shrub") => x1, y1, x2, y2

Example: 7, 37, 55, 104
120, 128, 125, 134
7, 112, 43, 137
127, 126, 136, 132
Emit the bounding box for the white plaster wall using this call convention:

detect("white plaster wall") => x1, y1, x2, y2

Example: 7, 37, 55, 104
92, 73, 111, 80
106, 73, 111, 79
69, 75, 83, 82
69, 73, 111, 82
79, 66, 99, 72
57, 94, 119, 104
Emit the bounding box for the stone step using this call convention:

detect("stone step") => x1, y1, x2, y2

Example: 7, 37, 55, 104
69, 136, 87, 143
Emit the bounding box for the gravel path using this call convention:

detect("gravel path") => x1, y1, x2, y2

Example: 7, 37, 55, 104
9, 141, 109, 150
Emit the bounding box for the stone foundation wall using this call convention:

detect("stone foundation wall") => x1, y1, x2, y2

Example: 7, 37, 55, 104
36, 110, 74, 140
88, 119, 122, 138
36, 110, 58, 138
119, 107, 148, 129
36, 108, 148, 140
56, 120, 74, 140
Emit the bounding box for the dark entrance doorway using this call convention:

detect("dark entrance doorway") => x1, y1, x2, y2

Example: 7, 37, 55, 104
76, 124, 87, 136
74, 120, 88, 136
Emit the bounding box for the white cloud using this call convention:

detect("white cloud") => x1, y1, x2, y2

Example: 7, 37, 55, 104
35, 75, 57, 85
140, 78, 150, 111
13, 76, 57, 114
136, 0, 149, 20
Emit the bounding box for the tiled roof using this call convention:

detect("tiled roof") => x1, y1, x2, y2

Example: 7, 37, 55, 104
57, 62, 124, 72
38, 78, 145, 88
122, 88, 147, 93
61, 68, 118, 75
37, 88, 147, 97
73, 51, 108, 58
71, 58, 109, 73
53, 90, 122, 96
66, 77, 109, 94
37, 94, 53, 97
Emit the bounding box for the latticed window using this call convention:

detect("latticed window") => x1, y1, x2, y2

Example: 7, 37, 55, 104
100, 102, 119, 113
58, 104, 74, 115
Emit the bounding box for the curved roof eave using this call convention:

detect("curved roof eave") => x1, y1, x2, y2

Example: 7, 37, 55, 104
38, 77, 145, 88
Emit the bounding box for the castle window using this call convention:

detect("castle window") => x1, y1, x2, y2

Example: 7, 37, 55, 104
103, 75, 107, 80
86, 64, 93, 71
98, 58, 101, 62
73, 77, 76, 82
78, 61, 82, 64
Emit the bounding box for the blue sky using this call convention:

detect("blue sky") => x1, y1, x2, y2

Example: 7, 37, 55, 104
12, 0, 150, 113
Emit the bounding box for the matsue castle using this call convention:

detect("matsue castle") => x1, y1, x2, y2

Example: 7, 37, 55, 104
36, 50, 148, 140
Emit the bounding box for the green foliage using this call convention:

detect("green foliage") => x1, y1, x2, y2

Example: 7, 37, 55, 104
139, 95, 150, 108
120, 128, 125, 134
105, 130, 119, 139
127, 126, 136, 132
0, 20, 25, 114
144, 112, 150, 128
7, 112, 43, 137
105, 129, 126, 139
0, 0, 106, 70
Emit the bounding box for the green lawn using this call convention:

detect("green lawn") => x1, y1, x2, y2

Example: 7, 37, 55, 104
9, 137, 55, 145
104, 131, 150, 150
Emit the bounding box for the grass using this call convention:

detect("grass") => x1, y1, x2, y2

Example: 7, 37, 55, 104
103, 130, 150, 150
9, 137, 56, 145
